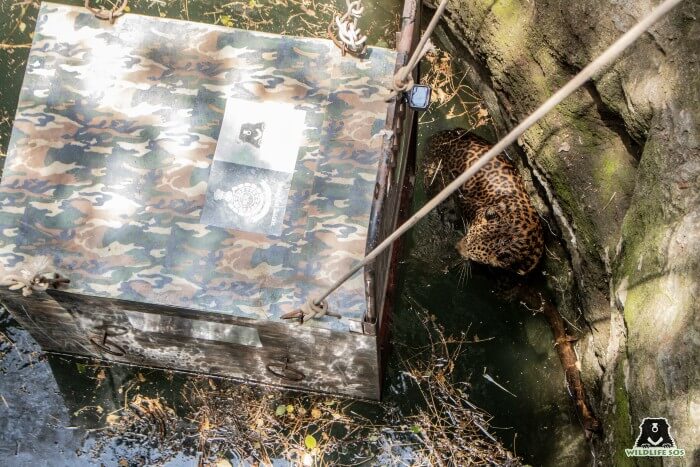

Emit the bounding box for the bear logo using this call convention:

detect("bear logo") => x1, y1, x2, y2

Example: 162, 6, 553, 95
238, 121, 265, 148
634, 418, 676, 448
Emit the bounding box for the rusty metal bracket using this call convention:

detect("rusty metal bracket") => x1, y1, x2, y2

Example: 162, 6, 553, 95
266, 355, 305, 382
364, 271, 376, 323
362, 319, 377, 335
89, 323, 128, 356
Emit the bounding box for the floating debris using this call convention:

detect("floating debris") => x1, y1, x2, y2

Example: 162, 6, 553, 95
483, 372, 518, 398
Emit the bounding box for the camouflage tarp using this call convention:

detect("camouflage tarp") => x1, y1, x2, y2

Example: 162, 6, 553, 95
0, 2, 397, 331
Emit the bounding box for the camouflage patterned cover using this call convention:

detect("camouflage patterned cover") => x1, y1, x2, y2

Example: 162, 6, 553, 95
0, 3, 397, 332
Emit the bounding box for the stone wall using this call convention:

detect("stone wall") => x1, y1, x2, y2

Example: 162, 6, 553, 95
429, 0, 699, 464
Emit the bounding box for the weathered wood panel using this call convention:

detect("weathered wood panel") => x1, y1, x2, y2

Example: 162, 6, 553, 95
0, 289, 380, 399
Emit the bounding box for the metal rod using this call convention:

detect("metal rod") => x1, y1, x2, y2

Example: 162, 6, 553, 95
314, 0, 684, 306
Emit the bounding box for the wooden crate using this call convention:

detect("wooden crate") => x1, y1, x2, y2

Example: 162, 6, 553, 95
0, 1, 418, 399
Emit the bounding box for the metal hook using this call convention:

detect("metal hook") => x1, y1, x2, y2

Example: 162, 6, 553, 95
266, 355, 305, 382
88, 323, 128, 357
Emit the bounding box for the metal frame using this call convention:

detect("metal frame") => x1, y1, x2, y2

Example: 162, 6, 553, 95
364, 0, 420, 334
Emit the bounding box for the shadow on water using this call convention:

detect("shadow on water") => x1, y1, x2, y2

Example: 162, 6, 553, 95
0, 1, 590, 466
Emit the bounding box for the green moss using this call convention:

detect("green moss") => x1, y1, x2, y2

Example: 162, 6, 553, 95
543, 151, 602, 257
528, 53, 557, 99
491, 0, 522, 21
598, 153, 622, 184
480, 0, 531, 61
611, 364, 635, 467
616, 193, 668, 280
593, 149, 635, 212
623, 277, 661, 331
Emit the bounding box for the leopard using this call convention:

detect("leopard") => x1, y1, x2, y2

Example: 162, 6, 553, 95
423, 128, 544, 275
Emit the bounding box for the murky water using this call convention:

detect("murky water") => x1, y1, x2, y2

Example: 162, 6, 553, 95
0, 1, 590, 465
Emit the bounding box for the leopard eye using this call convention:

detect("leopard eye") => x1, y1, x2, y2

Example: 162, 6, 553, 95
485, 208, 498, 221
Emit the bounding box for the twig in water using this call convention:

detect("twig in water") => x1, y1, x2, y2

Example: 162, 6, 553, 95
482, 372, 517, 398
0, 43, 32, 49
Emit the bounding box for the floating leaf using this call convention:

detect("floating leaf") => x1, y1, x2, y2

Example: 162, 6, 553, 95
286, 404, 294, 414
311, 408, 322, 419
304, 434, 317, 449
275, 404, 286, 416
220, 14, 234, 27
410, 424, 421, 434
76, 362, 87, 374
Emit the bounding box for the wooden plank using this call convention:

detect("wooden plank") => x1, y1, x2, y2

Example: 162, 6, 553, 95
0, 289, 380, 399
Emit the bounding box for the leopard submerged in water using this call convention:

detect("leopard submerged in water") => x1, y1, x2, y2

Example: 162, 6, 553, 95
424, 128, 544, 275
423, 129, 602, 434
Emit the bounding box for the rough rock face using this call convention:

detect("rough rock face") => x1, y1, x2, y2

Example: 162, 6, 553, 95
429, 0, 699, 464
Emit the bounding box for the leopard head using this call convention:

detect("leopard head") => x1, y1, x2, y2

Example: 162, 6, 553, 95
456, 201, 542, 275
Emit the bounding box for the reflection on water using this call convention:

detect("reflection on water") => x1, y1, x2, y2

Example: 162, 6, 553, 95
0, 1, 590, 465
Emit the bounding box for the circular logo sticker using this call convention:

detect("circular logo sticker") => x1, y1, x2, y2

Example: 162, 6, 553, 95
214, 181, 272, 223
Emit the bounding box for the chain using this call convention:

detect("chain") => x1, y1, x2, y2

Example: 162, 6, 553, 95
329, 0, 368, 57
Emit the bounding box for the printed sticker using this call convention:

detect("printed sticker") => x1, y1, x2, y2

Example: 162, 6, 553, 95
202, 161, 291, 235
203, 98, 307, 234
212, 98, 306, 173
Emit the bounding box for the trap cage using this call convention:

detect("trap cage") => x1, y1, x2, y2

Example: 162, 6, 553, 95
0, 1, 420, 399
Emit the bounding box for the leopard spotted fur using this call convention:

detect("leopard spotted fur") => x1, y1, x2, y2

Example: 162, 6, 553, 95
423, 128, 544, 275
